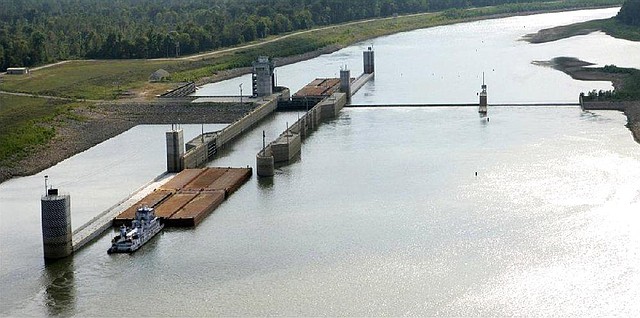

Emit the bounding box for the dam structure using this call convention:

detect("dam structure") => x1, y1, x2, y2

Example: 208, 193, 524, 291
53, 59, 289, 258
256, 48, 375, 177
43, 48, 591, 259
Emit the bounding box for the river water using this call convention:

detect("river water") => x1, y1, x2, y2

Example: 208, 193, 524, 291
2, 8, 640, 316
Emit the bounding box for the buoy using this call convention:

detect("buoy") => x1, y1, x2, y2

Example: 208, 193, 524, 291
475, 172, 478, 177
487, 117, 490, 122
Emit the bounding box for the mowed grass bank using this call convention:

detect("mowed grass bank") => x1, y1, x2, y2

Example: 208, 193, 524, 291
0, 60, 182, 100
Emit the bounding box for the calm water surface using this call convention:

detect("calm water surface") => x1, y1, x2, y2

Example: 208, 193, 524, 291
1, 8, 640, 316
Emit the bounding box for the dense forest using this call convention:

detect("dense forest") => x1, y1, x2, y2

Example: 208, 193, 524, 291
0, 0, 624, 71
617, 0, 640, 25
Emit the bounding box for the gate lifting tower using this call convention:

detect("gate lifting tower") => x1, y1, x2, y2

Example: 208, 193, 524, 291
479, 72, 488, 115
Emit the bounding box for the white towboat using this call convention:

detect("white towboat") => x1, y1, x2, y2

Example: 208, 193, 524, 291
107, 205, 164, 254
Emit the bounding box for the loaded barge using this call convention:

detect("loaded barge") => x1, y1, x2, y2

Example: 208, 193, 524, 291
113, 167, 251, 227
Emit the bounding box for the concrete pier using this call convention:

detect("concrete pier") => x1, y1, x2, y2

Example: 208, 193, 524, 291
256, 151, 275, 177
350, 73, 374, 96
71, 173, 176, 251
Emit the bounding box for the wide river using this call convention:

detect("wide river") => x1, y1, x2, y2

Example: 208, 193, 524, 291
2, 8, 640, 316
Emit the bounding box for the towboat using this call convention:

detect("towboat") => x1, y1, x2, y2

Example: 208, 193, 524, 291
107, 205, 164, 254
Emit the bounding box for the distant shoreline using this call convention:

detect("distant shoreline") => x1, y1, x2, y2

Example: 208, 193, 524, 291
533, 57, 640, 143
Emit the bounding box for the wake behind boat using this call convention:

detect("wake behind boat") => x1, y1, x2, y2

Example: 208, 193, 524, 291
108, 205, 164, 254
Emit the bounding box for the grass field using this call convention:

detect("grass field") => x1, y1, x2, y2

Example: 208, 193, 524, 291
0, 60, 182, 100
0, 95, 87, 165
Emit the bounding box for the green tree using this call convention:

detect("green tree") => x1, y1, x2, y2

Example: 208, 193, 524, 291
0, 44, 5, 70
617, 0, 640, 26
29, 30, 47, 64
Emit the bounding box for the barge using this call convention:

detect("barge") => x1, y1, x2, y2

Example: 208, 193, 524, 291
113, 167, 252, 227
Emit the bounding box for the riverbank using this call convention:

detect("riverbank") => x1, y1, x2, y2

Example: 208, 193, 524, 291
522, 17, 640, 44
0, 101, 255, 184
625, 104, 640, 143
533, 56, 640, 143
532, 57, 628, 89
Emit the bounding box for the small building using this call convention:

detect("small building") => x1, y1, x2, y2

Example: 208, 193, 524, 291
149, 69, 170, 82
6, 67, 30, 75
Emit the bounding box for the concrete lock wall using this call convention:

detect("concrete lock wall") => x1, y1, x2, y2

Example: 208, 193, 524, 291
256, 92, 347, 176
272, 133, 301, 163
183, 143, 208, 169
216, 97, 278, 148
178, 94, 280, 171
318, 92, 347, 119
581, 100, 629, 111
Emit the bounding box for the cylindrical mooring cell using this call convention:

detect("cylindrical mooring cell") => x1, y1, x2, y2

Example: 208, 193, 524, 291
41, 192, 73, 259
256, 154, 275, 177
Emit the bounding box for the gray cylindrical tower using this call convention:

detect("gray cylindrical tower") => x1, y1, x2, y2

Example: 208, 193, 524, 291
41, 188, 73, 260
363, 47, 375, 74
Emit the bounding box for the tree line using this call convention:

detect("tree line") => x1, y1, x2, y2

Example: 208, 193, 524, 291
617, 0, 640, 26
0, 0, 622, 71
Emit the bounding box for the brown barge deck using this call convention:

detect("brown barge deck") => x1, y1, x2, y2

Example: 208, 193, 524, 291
113, 167, 251, 227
